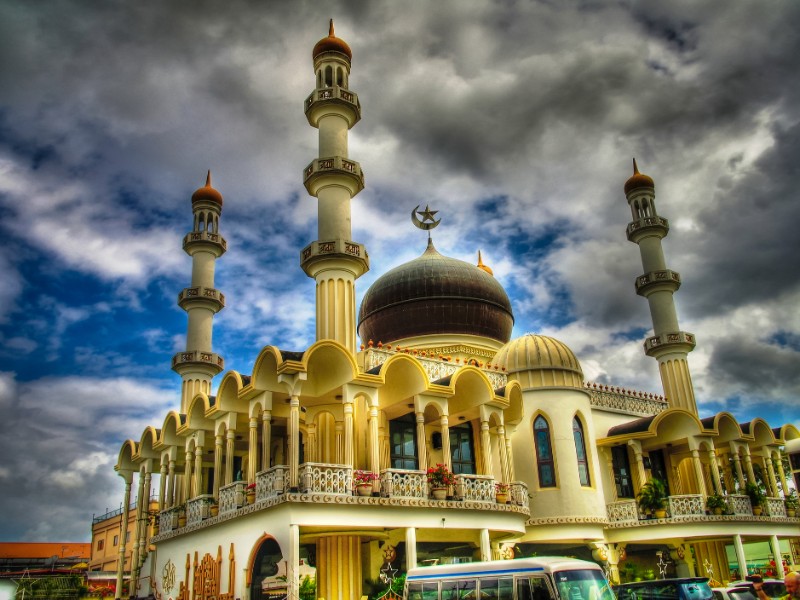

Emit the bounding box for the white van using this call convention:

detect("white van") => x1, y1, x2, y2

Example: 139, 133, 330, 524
404, 556, 614, 600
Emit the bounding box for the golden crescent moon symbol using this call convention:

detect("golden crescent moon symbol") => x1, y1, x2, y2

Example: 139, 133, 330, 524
411, 204, 441, 230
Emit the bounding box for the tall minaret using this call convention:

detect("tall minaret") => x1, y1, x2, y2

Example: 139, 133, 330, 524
301, 20, 369, 354
172, 172, 226, 413
624, 159, 697, 414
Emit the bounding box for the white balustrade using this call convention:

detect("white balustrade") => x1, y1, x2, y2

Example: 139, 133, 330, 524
725, 494, 752, 515
509, 481, 529, 509
455, 474, 495, 502
186, 494, 213, 525
159, 506, 181, 533
607, 499, 639, 523
256, 465, 290, 500
668, 494, 704, 516
219, 481, 245, 514
380, 468, 426, 498
299, 463, 352, 495
766, 497, 786, 517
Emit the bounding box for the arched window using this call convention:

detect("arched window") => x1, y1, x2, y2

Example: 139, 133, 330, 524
534, 416, 555, 488
573, 417, 590, 486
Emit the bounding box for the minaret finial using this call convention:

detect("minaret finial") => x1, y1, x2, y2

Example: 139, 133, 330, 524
632, 157, 639, 175
329, 18, 335, 37
205, 170, 212, 187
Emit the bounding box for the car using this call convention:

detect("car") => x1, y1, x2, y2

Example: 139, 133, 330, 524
613, 577, 714, 600
711, 586, 757, 600
728, 579, 786, 599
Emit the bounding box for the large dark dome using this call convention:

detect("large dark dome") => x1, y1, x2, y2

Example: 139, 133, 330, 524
357, 240, 514, 345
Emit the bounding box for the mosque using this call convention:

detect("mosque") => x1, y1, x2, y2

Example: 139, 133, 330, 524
114, 21, 800, 600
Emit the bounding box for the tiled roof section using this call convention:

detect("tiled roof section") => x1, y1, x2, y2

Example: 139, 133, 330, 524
699, 415, 716, 429
495, 386, 507, 397
433, 375, 452, 386
607, 415, 657, 437
280, 350, 305, 362
0, 542, 91, 559
740, 422, 751, 435
240, 375, 251, 387
209, 395, 217, 406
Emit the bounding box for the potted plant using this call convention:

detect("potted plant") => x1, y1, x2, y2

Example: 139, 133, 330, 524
209, 498, 219, 517
744, 482, 766, 515
427, 463, 456, 500
177, 505, 187, 528
495, 482, 510, 504
785, 491, 798, 517
353, 470, 379, 496
706, 493, 727, 515
637, 478, 668, 518
246, 482, 257, 505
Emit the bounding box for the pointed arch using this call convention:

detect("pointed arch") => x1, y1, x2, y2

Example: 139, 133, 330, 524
533, 412, 556, 488
216, 370, 248, 414
572, 413, 591, 487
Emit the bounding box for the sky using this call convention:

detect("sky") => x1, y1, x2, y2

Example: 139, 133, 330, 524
0, 0, 798, 543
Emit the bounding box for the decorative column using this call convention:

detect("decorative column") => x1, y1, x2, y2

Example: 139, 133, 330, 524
138, 468, 152, 567
289, 394, 301, 490
225, 429, 235, 485
130, 469, 146, 581
193, 445, 203, 498
691, 449, 708, 496
497, 425, 510, 484
302, 21, 368, 354
733, 452, 745, 490
777, 454, 790, 498
629, 441, 647, 488
171, 172, 226, 413
415, 412, 428, 472
262, 410, 272, 471
213, 433, 223, 498
115, 474, 133, 600
708, 449, 723, 495
248, 417, 259, 481
480, 529, 491, 562
343, 399, 354, 467
480, 419, 492, 475
158, 460, 167, 512
368, 400, 380, 493
743, 450, 757, 485
335, 420, 344, 464
733, 534, 749, 578
288, 524, 300, 600
505, 429, 516, 481
440, 415, 452, 471
166, 458, 176, 508
624, 160, 697, 413
770, 535, 782, 572
306, 423, 318, 463
406, 528, 417, 571
765, 455, 779, 498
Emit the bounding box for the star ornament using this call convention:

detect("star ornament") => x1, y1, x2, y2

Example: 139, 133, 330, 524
657, 554, 670, 579
419, 204, 438, 223
380, 562, 398, 584
411, 204, 442, 230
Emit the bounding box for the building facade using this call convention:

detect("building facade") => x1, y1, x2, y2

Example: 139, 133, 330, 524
115, 22, 800, 600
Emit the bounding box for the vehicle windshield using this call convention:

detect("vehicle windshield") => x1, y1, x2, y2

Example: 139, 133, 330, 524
553, 569, 614, 600
762, 582, 786, 598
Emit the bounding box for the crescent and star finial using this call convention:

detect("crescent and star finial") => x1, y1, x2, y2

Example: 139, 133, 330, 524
411, 204, 441, 231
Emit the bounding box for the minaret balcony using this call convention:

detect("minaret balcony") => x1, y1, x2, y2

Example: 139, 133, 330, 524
300, 239, 369, 277
635, 269, 681, 296
643, 330, 696, 357
171, 350, 224, 375
626, 216, 669, 242
303, 156, 365, 197
177, 286, 225, 313
182, 231, 227, 256
305, 86, 361, 127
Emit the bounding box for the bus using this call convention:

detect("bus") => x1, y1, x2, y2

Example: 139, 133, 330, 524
404, 556, 614, 600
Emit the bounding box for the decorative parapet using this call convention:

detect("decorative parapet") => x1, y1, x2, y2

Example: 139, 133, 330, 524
171, 350, 224, 373
299, 462, 352, 495
455, 474, 495, 503
364, 347, 508, 389
626, 216, 669, 242
607, 499, 639, 523
219, 481, 245, 515
509, 482, 530, 510
182, 230, 227, 254
725, 494, 751, 515
186, 494, 214, 525
635, 269, 681, 297
303, 156, 364, 196
644, 331, 696, 357
300, 238, 369, 274
177, 286, 225, 312
766, 496, 787, 517
256, 465, 289, 500
380, 468, 426, 499
586, 382, 667, 417
304, 87, 361, 127
668, 494, 704, 516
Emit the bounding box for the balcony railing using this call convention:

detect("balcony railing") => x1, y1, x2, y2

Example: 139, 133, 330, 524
158, 505, 182, 534
186, 494, 214, 525
299, 463, 352, 495
256, 465, 290, 500
380, 468, 426, 498
607, 499, 639, 523
509, 481, 530, 509
455, 474, 495, 502
219, 481, 245, 515
766, 496, 787, 517
726, 494, 751, 515
667, 494, 704, 516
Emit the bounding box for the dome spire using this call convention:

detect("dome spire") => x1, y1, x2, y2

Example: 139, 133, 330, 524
205, 169, 212, 187
477, 250, 494, 276
329, 18, 335, 37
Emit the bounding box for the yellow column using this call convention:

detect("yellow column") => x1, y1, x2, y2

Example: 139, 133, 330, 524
629, 441, 647, 488
335, 420, 344, 464
344, 400, 354, 467
440, 415, 451, 471
317, 535, 362, 600
743, 449, 756, 484
777, 454, 790, 498
139, 469, 152, 567
130, 469, 145, 586
416, 411, 428, 471
505, 431, 516, 481
765, 455, 779, 498
691, 449, 708, 496
480, 529, 491, 562
182, 449, 192, 503
115, 474, 133, 600
158, 461, 167, 512
369, 401, 380, 493
248, 417, 259, 482
166, 458, 176, 508
193, 445, 203, 498
733, 453, 745, 490
225, 429, 235, 485
213, 433, 223, 499
307, 423, 318, 463
480, 419, 492, 475
262, 410, 272, 470
289, 394, 300, 489
498, 425, 510, 484
708, 449, 723, 495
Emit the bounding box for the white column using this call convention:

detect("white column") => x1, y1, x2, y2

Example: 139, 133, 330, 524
480, 420, 492, 475
480, 529, 491, 562
733, 534, 748, 578
406, 527, 417, 571
770, 535, 782, 572
288, 524, 300, 600
691, 449, 708, 496
440, 415, 451, 471
289, 394, 300, 489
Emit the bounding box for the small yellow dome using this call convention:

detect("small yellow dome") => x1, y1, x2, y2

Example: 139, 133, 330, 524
313, 19, 352, 61
191, 171, 223, 206
493, 333, 584, 390
624, 158, 654, 196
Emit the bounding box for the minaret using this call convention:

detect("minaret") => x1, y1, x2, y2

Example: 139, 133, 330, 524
624, 159, 697, 414
301, 20, 369, 354
172, 172, 226, 413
